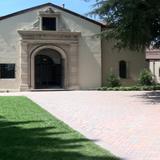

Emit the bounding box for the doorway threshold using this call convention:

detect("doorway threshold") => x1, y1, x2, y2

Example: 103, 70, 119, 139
30, 88, 70, 92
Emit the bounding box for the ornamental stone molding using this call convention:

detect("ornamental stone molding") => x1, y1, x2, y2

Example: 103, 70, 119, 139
18, 30, 80, 42
18, 30, 81, 91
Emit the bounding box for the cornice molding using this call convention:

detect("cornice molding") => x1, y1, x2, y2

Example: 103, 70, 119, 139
18, 30, 81, 41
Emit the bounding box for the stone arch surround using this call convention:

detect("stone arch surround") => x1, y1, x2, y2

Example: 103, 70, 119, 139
18, 30, 81, 91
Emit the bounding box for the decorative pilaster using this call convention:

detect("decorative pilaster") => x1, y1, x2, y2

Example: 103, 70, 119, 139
68, 43, 80, 89
20, 41, 29, 91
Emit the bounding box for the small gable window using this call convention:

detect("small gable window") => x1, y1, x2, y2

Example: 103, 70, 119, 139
42, 17, 56, 31
119, 60, 127, 79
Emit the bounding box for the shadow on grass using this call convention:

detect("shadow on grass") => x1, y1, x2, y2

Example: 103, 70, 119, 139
0, 116, 122, 160
135, 91, 160, 104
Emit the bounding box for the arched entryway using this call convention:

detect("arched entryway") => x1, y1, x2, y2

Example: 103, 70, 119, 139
32, 47, 66, 89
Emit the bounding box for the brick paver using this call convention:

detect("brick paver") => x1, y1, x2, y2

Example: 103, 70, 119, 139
2, 91, 160, 160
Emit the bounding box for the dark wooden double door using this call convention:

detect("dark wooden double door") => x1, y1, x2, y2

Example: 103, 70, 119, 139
35, 55, 62, 89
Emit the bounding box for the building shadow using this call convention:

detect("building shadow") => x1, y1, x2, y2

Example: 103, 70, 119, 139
0, 116, 122, 160
134, 91, 160, 104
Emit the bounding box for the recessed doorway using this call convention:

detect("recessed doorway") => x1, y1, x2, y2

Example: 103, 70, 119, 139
34, 49, 63, 89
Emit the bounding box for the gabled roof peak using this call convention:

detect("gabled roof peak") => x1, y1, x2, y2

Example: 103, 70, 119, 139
0, 3, 105, 27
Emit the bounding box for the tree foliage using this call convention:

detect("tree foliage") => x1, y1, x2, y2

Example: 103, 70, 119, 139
87, 0, 160, 51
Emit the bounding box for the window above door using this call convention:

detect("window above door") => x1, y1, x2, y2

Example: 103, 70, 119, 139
42, 17, 56, 31
39, 7, 60, 31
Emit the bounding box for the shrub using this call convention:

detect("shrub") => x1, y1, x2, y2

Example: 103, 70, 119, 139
106, 73, 121, 87
98, 84, 160, 91
155, 84, 160, 90
138, 69, 154, 86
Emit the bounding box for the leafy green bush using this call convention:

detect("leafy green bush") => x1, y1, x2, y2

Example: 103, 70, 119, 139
98, 85, 160, 91
155, 84, 160, 90
106, 73, 121, 87
138, 69, 154, 86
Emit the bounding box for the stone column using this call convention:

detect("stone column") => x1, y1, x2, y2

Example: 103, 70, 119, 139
20, 41, 29, 91
68, 43, 79, 89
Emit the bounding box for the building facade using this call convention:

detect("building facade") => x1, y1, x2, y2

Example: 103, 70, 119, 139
0, 3, 147, 91
146, 50, 160, 83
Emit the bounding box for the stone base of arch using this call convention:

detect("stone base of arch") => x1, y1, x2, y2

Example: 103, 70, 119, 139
18, 30, 81, 91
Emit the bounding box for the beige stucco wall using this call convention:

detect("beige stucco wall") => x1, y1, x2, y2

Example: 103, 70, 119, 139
60, 9, 102, 89
149, 60, 160, 83
0, 5, 102, 90
102, 40, 147, 86
0, 9, 40, 90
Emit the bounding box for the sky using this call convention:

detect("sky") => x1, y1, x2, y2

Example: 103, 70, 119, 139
0, 0, 95, 17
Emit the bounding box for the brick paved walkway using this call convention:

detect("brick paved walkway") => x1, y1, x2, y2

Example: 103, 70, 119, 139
1, 91, 160, 160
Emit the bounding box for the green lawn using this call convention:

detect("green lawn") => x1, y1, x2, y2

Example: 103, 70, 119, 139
0, 96, 120, 160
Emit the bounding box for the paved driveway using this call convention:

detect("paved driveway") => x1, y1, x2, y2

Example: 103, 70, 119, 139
2, 91, 160, 160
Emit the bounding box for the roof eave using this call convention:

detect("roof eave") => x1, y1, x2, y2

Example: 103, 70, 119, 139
0, 3, 106, 27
